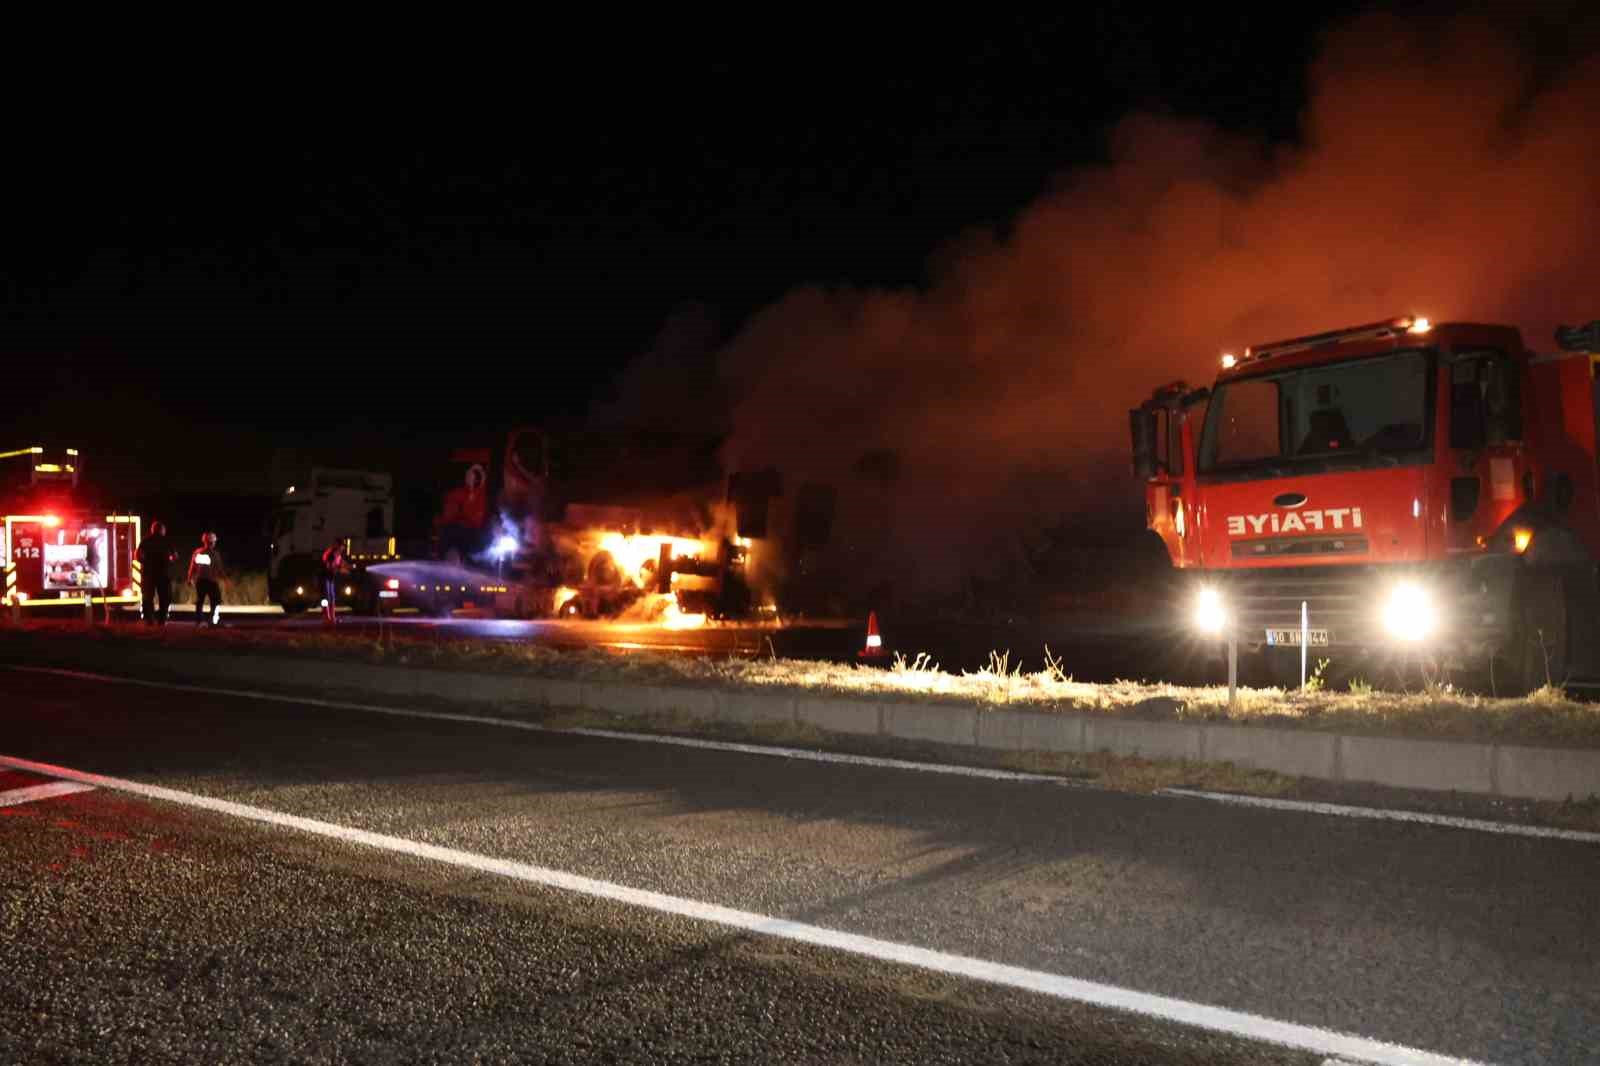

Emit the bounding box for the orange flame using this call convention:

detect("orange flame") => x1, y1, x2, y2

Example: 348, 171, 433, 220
662, 599, 707, 630
595, 531, 713, 586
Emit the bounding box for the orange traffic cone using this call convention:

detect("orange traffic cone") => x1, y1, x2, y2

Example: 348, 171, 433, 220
858, 610, 886, 660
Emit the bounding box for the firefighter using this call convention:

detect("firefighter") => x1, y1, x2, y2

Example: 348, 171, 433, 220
433, 464, 489, 563
136, 520, 176, 625
320, 538, 349, 626
187, 532, 226, 626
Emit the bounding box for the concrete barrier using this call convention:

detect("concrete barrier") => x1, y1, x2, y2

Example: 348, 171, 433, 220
4, 633, 1598, 803
881, 701, 978, 747
713, 690, 795, 727
1202, 724, 1339, 780
1085, 718, 1203, 762
1494, 745, 1600, 803
976, 708, 1085, 753
1338, 735, 1497, 795
795, 697, 882, 736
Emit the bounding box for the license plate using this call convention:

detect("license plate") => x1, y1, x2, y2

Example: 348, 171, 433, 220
1266, 628, 1330, 647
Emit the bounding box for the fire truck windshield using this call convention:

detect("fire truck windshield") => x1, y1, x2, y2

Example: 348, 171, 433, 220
1198, 349, 1432, 480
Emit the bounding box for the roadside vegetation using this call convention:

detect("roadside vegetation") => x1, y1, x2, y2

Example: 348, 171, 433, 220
5, 620, 1599, 749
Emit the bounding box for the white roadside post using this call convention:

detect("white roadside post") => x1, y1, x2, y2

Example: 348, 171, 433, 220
1227, 623, 1238, 708
1300, 600, 1309, 689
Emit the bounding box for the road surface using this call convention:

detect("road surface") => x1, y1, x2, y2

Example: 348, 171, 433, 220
3, 669, 1594, 1063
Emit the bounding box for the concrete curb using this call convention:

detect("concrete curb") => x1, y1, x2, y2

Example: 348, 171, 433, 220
6, 637, 1598, 803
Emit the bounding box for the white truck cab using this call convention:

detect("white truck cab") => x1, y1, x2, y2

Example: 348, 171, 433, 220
267, 469, 396, 613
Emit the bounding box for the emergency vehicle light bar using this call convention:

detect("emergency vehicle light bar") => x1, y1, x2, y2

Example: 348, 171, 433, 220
1240, 316, 1430, 366
0, 446, 46, 460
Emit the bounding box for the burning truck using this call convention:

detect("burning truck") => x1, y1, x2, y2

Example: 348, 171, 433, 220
378, 427, 785, 623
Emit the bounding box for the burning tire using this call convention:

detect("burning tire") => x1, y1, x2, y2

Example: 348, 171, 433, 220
586, 551, 623, 588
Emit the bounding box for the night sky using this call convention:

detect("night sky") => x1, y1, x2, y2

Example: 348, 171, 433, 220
6, 7, 1384, 496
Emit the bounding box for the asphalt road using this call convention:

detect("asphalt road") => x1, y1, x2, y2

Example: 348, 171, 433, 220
5, 670, 1596, 1064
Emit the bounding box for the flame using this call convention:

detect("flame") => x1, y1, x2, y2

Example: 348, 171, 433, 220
662, 599, 707, 630
595, 531, 712, 585
553, 586, 582, 615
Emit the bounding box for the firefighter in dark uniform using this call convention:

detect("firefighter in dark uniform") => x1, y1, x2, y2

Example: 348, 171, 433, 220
187, 532, 226, 626
321, 539, 349, 626
136, 520, 176, 625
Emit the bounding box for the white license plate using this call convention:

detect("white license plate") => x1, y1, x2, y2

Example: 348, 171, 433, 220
1266, 628, 1330, 647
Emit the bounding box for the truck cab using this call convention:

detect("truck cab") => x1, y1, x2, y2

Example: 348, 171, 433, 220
267, 468, 398, 614
1131, 316, 1600, 692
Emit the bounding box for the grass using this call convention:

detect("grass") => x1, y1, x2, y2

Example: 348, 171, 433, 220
5, 619, 1600, 749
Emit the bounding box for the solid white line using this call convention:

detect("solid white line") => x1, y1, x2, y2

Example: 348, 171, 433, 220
0, 780, 95, 807
1160, 788, 1600, 846
1, 666, 1063, 786
0, 749, 1483, 1066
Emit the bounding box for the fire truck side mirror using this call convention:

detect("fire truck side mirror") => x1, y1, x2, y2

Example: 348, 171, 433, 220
1130, 408, 1159, 480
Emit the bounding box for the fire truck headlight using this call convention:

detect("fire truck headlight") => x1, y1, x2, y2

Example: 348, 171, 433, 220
1193, 587, 1227, 635
386, 578, 400, 590
1382, 582, 1436, 642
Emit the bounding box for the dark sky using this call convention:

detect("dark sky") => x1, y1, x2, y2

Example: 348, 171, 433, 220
3, 10, 1368, 494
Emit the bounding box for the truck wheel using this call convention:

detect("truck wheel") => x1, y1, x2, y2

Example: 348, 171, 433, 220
1493, 574, 1569, 697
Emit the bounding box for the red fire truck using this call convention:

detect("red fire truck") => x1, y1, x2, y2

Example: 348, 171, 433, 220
1130, 316, 1600, 693
1, 445, 142, 614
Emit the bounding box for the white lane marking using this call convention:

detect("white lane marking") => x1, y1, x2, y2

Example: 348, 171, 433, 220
7, 665, 1592, 845
0, 750, 1484, 1066
0, 780, 95, 807
1161, 788, 1600, 846
1, 667, 1062, 785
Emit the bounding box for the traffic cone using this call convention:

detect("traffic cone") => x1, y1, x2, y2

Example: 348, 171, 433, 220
858, 610, 886, 660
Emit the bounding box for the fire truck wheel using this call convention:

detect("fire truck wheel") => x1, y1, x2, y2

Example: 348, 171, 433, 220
1496, 573, 1569, 697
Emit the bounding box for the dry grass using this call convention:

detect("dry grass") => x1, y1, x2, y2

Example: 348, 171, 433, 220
6, 620, 1600, 748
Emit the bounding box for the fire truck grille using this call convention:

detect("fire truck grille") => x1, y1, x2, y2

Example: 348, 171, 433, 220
1218, 566, 1381, 642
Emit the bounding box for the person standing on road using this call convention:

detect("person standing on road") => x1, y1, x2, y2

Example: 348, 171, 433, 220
320, 539, 349, 626
187, 532, 226, 626
136, 520, 176, 626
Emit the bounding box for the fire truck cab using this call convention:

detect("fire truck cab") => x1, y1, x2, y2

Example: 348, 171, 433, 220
1130, 316, 1600, 693
2, 445, 142, 613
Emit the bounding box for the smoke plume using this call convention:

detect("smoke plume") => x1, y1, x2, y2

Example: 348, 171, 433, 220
651, 8, 1600, 610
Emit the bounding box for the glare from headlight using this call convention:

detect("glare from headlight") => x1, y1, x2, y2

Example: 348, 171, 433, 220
1382, 581, 1435, 641
1194, 586, 1227, 634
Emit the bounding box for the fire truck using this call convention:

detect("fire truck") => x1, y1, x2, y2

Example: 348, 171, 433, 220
1130, 316, 1600, 693
1, 445, 142, 614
